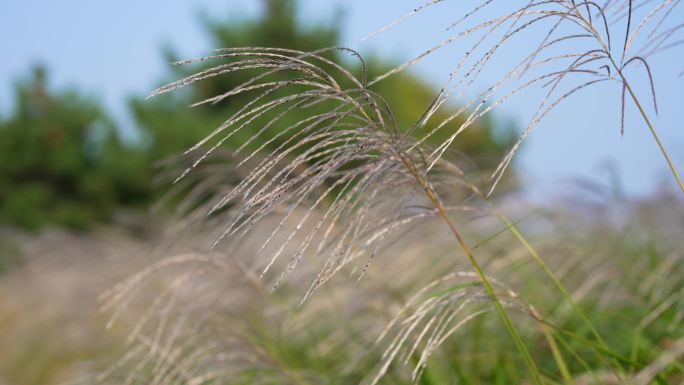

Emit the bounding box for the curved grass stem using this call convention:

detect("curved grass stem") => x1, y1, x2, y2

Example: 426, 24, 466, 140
399, 155, 545, 385
483, 200, 632, 379
620, 74, 684, 193
576, 8, 684, 194
485, 202, 608, 346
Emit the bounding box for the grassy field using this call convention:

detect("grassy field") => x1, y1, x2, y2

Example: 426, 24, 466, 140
3, 1, 683, 384
1, 188, 681, 385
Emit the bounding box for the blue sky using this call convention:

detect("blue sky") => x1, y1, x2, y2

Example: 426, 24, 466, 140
2, 0, 683, 198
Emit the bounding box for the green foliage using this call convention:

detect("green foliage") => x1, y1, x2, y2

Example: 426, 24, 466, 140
0, 234, 20, 274
0, 67, 150, 230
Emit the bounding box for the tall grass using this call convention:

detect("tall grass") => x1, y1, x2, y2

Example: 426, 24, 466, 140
88, 189, 683, 384
92, 1, 683, 384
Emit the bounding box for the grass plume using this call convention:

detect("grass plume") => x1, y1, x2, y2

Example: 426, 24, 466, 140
90, 1, 684, 384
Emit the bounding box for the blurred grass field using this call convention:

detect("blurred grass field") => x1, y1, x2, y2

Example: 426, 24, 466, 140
1, 187, 681, 385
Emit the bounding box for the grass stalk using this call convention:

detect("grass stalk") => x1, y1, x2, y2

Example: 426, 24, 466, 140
484, 201, 632, 378
573, 8, 684, 194
485, 203, 607, 346
619, 70, 684, 193
399, 155, 545, 385
541, 324, 575, 385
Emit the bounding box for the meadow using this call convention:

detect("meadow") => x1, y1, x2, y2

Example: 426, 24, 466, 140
1, 1, 683, 384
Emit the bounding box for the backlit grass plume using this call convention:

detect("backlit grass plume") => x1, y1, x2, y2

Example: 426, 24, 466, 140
367, 0, 683, 194
96, 1, 684, 384
149, 47, 484, 301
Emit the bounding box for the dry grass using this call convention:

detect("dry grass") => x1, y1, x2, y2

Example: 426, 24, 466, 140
66, 188, 682, 385
58, 1, 684, 384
